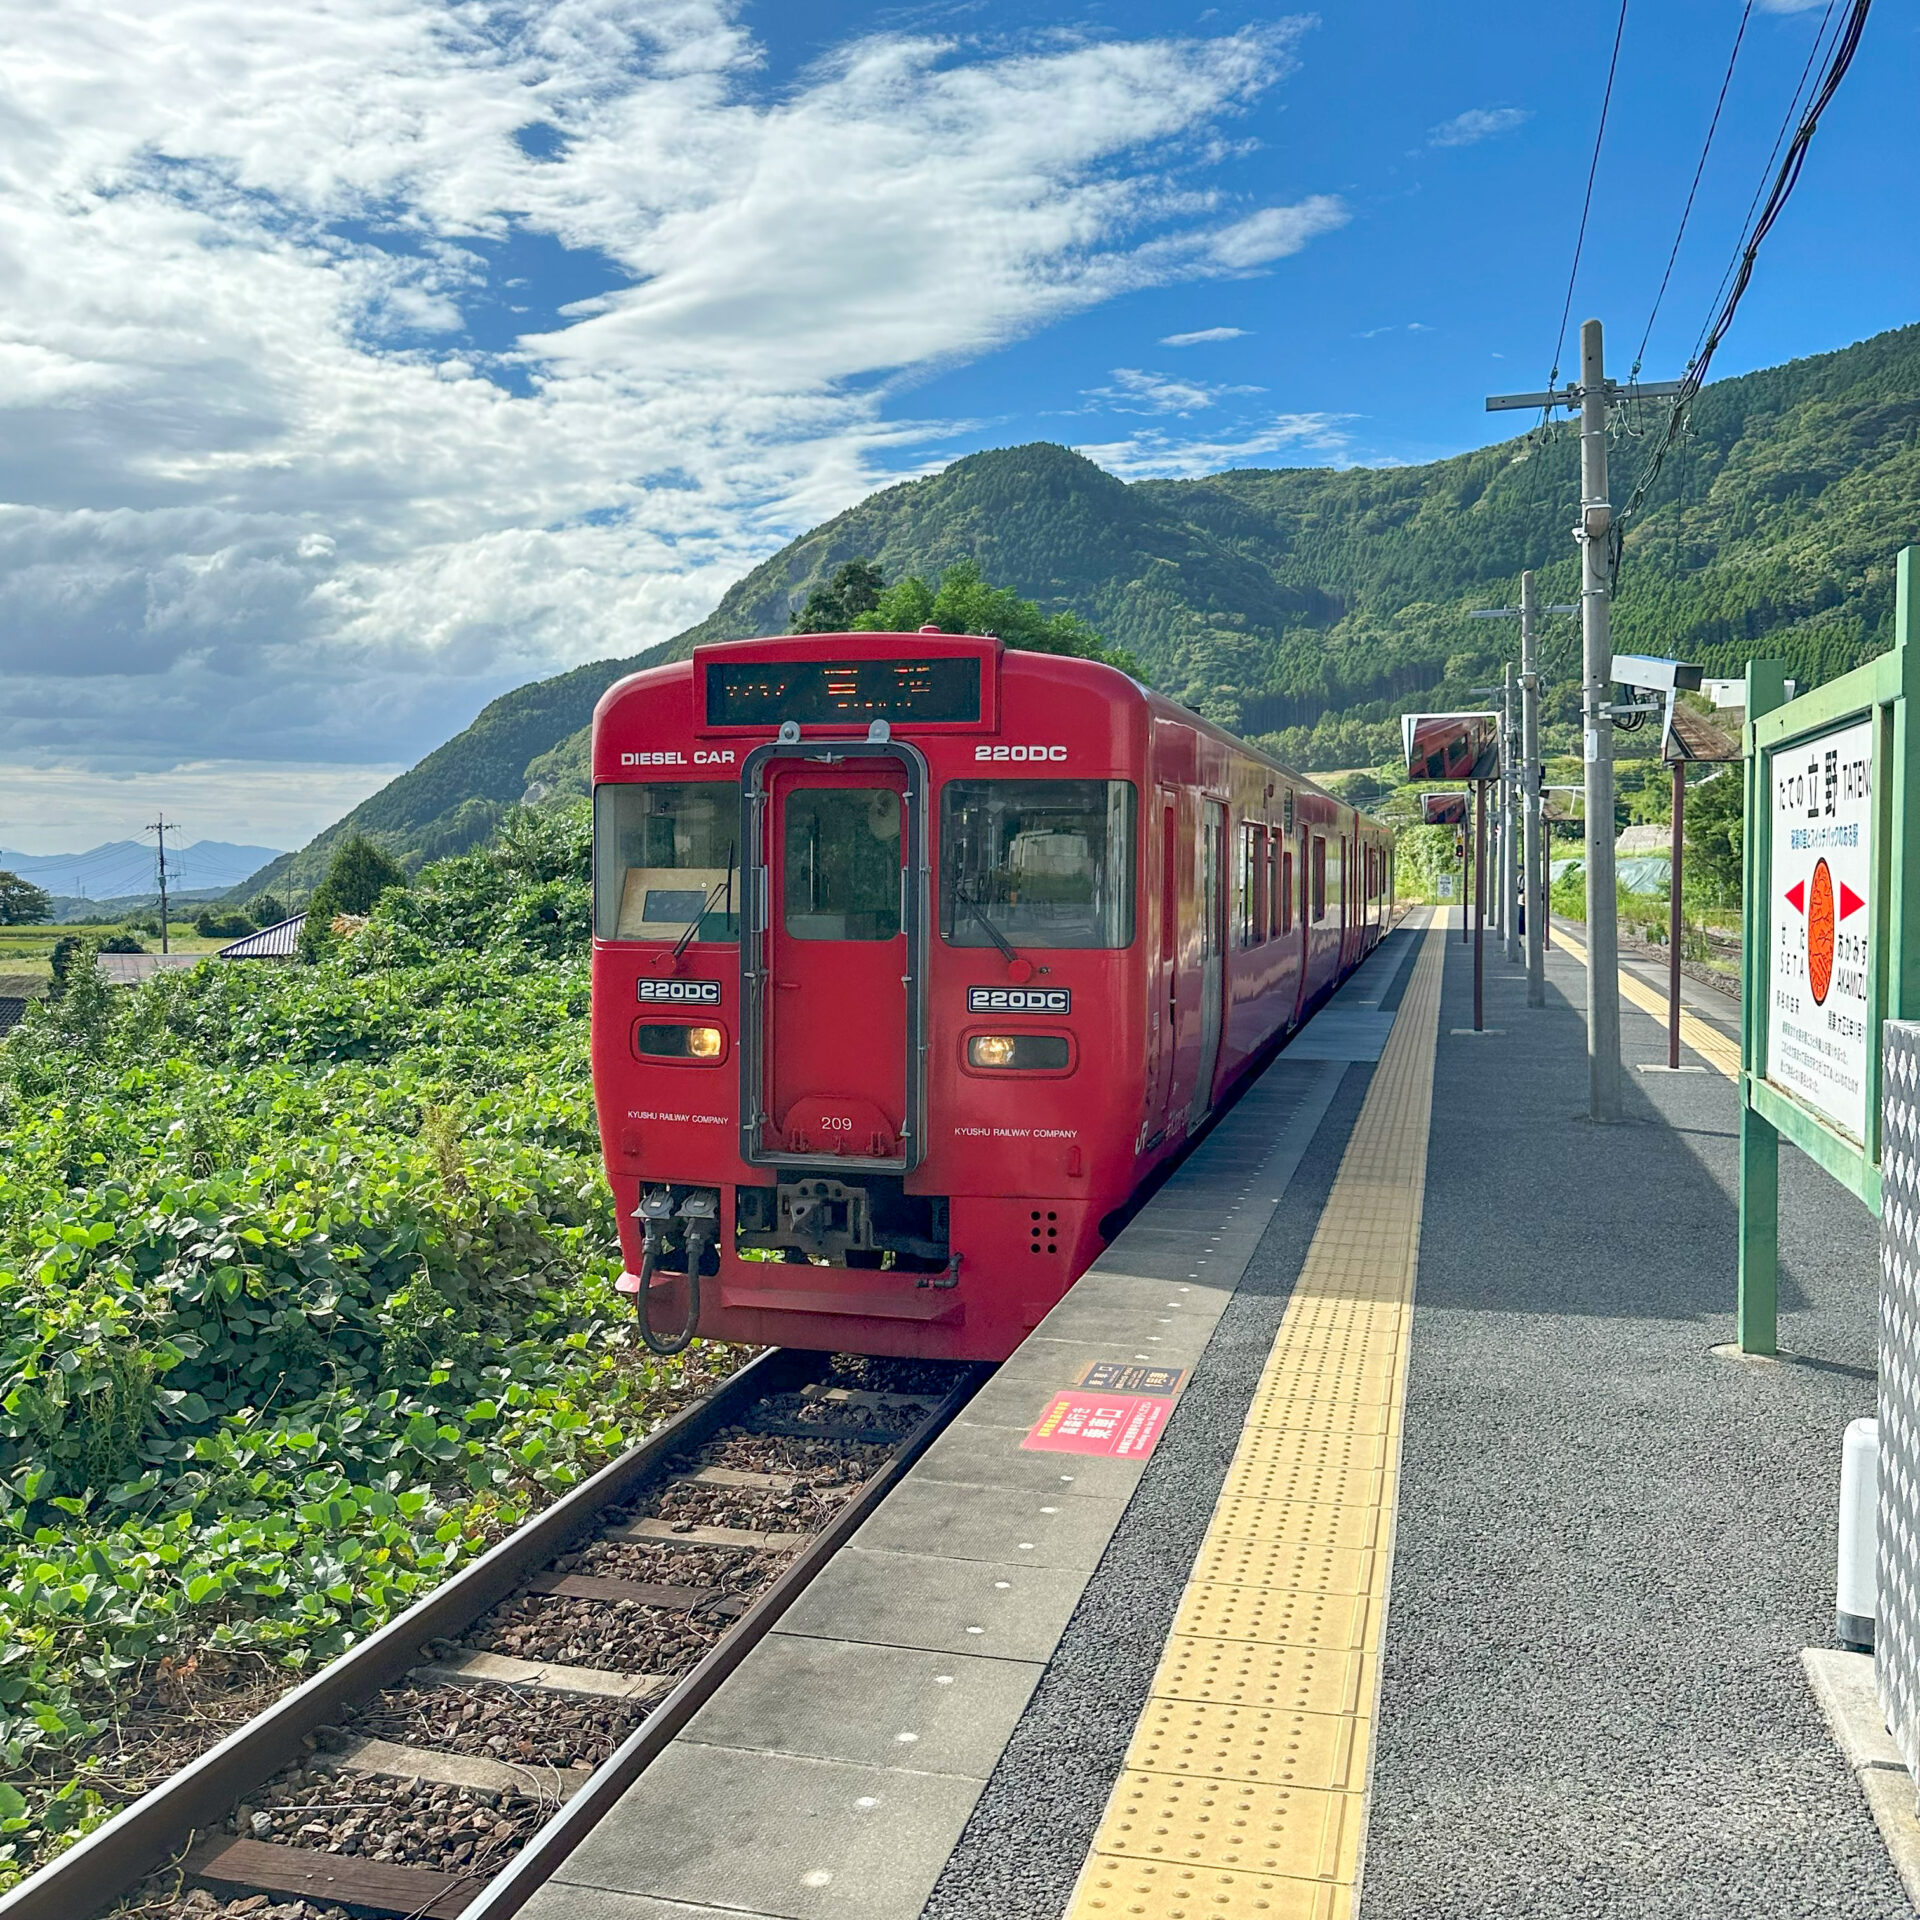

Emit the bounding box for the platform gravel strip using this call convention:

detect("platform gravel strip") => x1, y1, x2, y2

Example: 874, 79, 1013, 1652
1362, 927, 1906, 1918
1059, 917, 1444, 1920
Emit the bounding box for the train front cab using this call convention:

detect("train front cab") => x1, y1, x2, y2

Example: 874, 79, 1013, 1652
591, 634, 1153, 1362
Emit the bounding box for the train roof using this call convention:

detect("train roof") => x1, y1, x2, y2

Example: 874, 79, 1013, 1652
593, 629, 1375, 827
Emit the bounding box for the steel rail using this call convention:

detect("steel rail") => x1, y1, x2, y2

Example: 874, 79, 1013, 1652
457, 1359, 987, 1920
0, 1345, 811, 1920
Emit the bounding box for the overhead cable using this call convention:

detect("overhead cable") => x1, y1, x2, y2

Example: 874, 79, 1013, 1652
1544, 0, 1631, 416
1631, 0, 1754, 377
1616, 0, 1872, 548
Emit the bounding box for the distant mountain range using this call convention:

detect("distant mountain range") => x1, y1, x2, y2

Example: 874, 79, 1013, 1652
1, 839, 283, 901
238, 321, 1920, 900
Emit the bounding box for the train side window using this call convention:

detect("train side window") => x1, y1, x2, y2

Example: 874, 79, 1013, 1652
940, 779, 1136, 949
1238, 823, 1265, 947
594, 782, 739, 942
1160, 806, 1177, 963
1311, 836, 1327, 923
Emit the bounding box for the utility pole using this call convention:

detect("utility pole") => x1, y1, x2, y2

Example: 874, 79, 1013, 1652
1469, 574, 1574, 1005
1575, 320, 1619, 1119
1488, 322, 1681, 1122
148, 815, 172, 953
1520, 572, 1546, 1007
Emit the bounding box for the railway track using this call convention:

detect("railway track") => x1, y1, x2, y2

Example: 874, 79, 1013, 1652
2, 1347, 982, 1920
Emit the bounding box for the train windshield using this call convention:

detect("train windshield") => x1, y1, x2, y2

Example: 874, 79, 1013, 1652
594, 782, 739, 941
940, 780, 1136, 949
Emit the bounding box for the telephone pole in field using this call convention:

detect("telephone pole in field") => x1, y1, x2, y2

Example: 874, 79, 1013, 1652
1488, 319, 1682, 1121
148, 815, 173, 953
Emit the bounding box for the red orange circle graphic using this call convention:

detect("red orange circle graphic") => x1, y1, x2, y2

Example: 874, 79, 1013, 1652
1808, 857, 1836, 1006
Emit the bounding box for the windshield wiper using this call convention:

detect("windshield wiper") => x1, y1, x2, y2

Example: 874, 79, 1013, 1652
961, 893, 1018, 962
672, 841, 736, 961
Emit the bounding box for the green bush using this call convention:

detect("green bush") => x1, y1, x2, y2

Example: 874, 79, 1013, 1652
0, 802, 711, 1884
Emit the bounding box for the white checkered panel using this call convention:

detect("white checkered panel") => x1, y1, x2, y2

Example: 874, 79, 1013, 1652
1879, 1021, 1920, 1780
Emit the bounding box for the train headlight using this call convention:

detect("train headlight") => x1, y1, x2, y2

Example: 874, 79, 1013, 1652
637, 1022, 726, 1061
968, 1034, 1070, 1070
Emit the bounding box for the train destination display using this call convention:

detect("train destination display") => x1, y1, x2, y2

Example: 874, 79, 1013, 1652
1766, 714, 1875, 1143
706, 656, 982, 726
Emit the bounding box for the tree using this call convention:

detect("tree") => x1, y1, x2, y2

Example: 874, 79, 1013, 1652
1684, 765, 1743, 905
194, 906, 258, 939
851, 559, 1140, 675
791, 559, 887, 633
0, 871, 52, 925
246, 892, 288, 927
299, 835, 408, 959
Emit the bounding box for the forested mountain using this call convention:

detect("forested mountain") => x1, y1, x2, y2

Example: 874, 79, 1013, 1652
243, 322, 1920, 898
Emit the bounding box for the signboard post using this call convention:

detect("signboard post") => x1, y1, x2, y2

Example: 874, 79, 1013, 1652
1739, 545, 1920, 1354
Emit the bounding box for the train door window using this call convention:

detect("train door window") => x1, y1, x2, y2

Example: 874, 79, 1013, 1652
1253, 828, 1268, 941
1281, 849, 1294, 934
594, 782, 739, 942
1311, 836, 1327, 923
782, 787, 901, 940
941, 780, 1137, 949
1267, 836, 1282, 938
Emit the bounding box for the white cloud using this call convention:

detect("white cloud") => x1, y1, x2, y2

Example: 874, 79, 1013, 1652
1756, 1, 1828, 10
1428, 106, 1532, 148
0, 3, 1349, 836
1076, 412, 1357, 480
1161, 326, 1250, 346
1357, 320, 1432, 338
1083, 368, 1259, 415
1200, 196, 1349, 268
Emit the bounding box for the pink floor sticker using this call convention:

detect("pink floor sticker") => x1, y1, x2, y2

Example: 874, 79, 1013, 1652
1022, 1388, 1173, 1459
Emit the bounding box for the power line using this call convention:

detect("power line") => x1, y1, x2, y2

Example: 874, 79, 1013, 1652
1631, 0, 1754, 377
1616, 0, 1873, 548
1690, 0, 1839, 370
1546, 0, 1631, 406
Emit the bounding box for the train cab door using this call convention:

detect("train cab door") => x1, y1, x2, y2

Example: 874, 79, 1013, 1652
1188, 801, 1226, 1129
751, 757, 915, 1165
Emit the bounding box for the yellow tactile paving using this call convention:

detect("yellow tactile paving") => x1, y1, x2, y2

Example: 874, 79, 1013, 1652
1128, 1695, 1367, 1788
1553, 926, 1741, 1079
1155, 1638, 1377, 1716
1071, 1857, 1351, 1920
1064, 914, 1447, 1920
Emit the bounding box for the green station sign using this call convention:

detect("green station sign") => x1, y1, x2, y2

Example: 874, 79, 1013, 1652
1738, 545, 1920, 1353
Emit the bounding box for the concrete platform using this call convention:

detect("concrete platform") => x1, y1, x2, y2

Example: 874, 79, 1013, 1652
519, 927, 1418, 1920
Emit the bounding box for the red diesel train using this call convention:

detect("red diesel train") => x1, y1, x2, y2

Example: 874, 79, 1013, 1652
590, 628, 1394, 1361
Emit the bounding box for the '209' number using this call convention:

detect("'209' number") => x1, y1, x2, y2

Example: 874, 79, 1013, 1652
820, 1115, 853, 1131
975, 745, 1067, 762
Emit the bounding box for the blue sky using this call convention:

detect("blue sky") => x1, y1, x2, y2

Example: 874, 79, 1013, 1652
0, 0, 1912, 852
